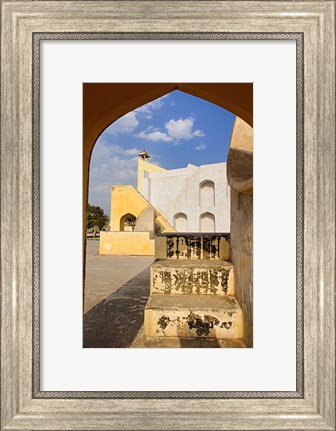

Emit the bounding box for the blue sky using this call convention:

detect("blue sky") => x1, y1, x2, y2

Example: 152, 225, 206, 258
88, 90, 236, 216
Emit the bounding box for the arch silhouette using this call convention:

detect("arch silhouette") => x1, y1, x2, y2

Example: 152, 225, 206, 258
84, 83, 253, 159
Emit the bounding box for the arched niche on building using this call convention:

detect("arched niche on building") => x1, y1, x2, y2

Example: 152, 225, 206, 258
119, 213, 136, 232
200, 212, 215, 232
200, 180, 215, 206
173, 212, 188, 232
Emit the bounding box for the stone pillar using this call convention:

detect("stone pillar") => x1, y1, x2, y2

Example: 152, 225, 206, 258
227, 117, 253, 347
230, 190, 253, 346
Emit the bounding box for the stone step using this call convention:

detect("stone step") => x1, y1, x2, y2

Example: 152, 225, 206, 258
144, 294, 243, 339
155, 233, 230, 260
151, 259, 234, 296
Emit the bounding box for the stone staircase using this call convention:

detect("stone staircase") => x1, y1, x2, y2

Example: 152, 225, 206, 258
144, 233, 244, 342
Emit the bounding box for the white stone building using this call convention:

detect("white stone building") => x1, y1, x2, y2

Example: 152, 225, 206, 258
138, 156, 230, 233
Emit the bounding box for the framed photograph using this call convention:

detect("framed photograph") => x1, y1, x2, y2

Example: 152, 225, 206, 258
1, 1, 335, 430
83, 82, 253, 349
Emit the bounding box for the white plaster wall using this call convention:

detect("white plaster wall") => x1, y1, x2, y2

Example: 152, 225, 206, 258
141, 171, 150, 200
145, 164, 197, 215
143, 162, 230, 232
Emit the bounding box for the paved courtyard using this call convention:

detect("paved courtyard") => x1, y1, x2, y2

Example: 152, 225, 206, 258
84, 240, 154, 313
83, 240, 154, 347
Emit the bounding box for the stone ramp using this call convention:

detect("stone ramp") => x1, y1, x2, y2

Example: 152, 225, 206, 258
110, 185, 175, 234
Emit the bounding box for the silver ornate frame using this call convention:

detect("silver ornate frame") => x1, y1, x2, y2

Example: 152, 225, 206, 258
1, 1, 335, 430
32, 32, 304, 399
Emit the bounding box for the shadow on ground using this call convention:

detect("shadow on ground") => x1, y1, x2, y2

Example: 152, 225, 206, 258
83, 266, 151, 348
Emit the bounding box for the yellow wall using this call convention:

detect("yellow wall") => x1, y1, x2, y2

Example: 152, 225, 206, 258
100, 232, 154, 255
110, 185, 175, 233
104, 185, 175, 256
137, 159, 166, 193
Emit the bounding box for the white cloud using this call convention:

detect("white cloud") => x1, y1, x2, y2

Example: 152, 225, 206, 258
88, 142, 142, 214
105, 111, 139, 135
165, 117, 205, 141
147, 125, 160, 132
165, 117, 195, 140
194, 129, 205, 137
135, 130, 173, 142
124, 148, 141, 156
93, 143, 142, 158
195, 143, 207, 151
135, 116, 205, 144
135, 95, 169, 119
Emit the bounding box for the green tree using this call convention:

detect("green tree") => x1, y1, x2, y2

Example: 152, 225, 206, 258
87, 204, 109, 230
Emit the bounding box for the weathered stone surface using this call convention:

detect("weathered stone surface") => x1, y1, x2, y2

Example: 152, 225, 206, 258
155, 233, 230, 260
230, 189, 253, 347
151, 259, 234, 296
144, 294, 243, 339
134, 205, 155, 236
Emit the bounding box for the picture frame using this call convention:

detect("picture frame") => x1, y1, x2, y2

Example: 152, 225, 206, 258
1, 1, 335, 430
